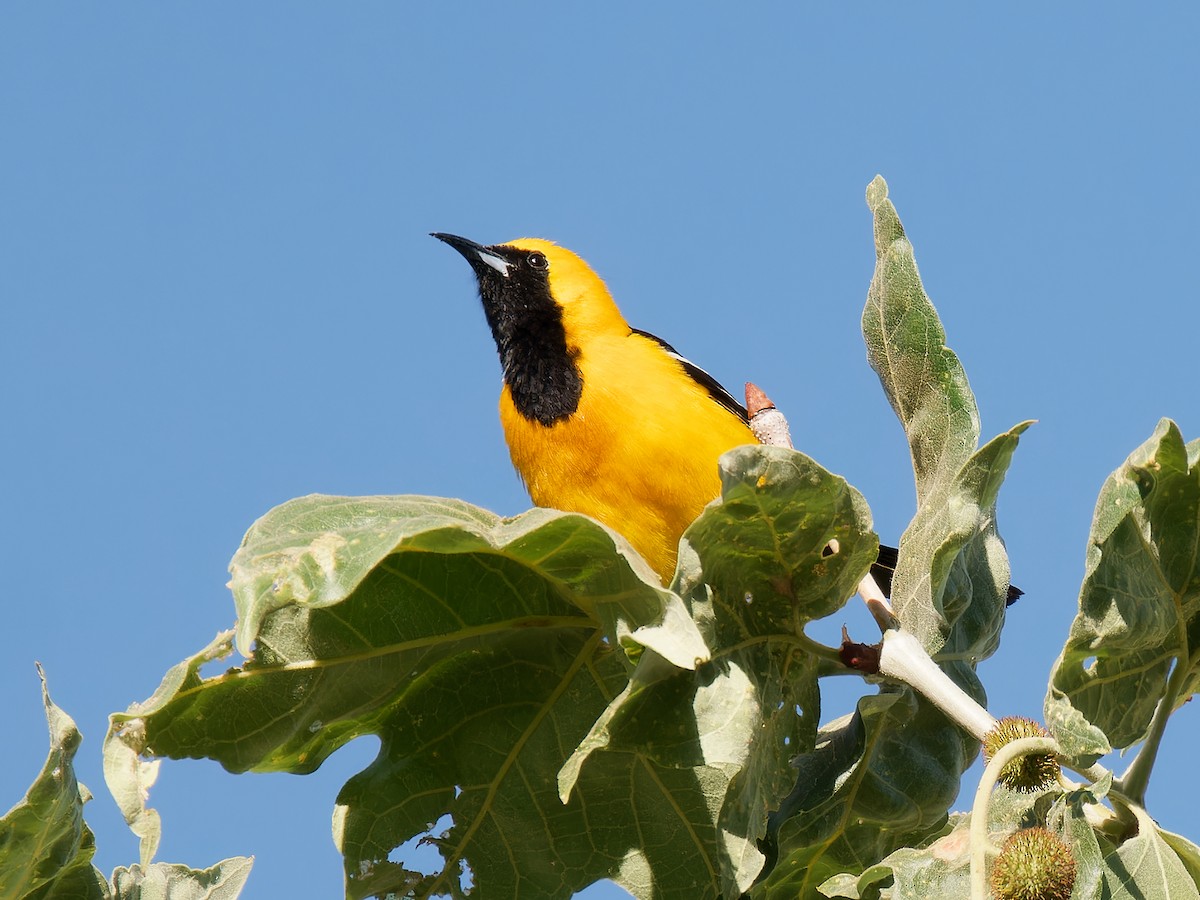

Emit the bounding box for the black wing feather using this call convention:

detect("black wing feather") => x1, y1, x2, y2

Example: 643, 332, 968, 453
629, 329, 1025, 606
870, 544, 1023, 606
630, 328, 748, 424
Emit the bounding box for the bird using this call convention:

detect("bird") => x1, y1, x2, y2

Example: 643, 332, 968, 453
432, 233, 1021, 605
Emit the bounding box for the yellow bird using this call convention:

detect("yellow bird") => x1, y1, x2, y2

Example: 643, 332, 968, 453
433, 233, 750, 579
432, 233, 1020, 603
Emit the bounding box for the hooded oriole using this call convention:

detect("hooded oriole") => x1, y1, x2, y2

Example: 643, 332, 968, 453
432, 233, 1020, 604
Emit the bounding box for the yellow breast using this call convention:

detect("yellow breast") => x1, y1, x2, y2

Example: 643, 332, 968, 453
500, 329, 753, 580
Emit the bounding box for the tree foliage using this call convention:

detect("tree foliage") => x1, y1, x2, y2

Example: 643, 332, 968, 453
0, 668, 250, 900
6, 177, 1198, 899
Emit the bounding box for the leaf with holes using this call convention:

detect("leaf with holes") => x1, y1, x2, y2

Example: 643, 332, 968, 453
105, 495, 715, 899
751, 178, 1027, 897
560, 444, 879, 896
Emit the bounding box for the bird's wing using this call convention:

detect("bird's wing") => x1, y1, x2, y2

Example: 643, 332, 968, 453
630, 328, 749, 424
871, 543, 1023, 606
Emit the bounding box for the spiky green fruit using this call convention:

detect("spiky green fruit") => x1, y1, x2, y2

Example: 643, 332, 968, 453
990, 827, 1076, 900
983, 716, 1058, 792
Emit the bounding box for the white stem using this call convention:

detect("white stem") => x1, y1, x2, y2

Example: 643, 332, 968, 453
857, 573, 898, 630
968, 735, 1060, 900
877, 629, 998, 741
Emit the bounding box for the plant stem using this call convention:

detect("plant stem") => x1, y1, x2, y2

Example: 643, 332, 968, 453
1115, 598, 1194, 805
790, 631, 843, 665
877, 628, 997, 740
858, 572, 899, 630
969, 735, 1060, 900
1114, 655, 1185, 806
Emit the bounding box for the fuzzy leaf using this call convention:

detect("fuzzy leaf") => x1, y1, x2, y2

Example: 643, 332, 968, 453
1159, 828, 1200, 894
106, 496, 714, 899
108, 859, 253, 900
1046, 420, 1200, 757
756, 689, 975, 899
862, 175, 1025, 656
0, 667, 108, 900
758, 178, 1025, 899
1100, 807, 1200, 899
561, 445, 878, 895
4, 670, 250, 900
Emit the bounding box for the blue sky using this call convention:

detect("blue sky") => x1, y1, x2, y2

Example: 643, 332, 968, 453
3, 5, 1197, 897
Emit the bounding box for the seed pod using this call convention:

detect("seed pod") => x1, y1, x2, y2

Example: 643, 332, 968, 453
990, 827, 1076, 900
983, 716, 1059, 792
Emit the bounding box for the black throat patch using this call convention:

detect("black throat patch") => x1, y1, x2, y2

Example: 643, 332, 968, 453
474, 248, 583, 426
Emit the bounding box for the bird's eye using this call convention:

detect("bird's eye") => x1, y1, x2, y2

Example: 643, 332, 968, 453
527, 252, 548, 270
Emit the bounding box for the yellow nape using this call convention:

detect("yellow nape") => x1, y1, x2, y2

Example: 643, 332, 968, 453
500, 239, 632, 341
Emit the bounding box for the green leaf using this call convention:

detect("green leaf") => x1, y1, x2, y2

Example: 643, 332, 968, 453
106, 496, 712, 899
755, 177, 1027, 899
108, 859, 254, 900
815, 782, 1110, 900
1100, 806, 1200, 899
227, 495, 706, 669
817, 817, 970, 900
561, 445, 879, 895
863, 176, 979, 503
1158, 828, 1200, 893
4, 669, 251, 900
757, 689, 974, 899
0, 666, 108, 900
1043, 783, 1111, 900
863, 175, 1026, 656
105, 632, 232, 867
1046, 420, 1200, 757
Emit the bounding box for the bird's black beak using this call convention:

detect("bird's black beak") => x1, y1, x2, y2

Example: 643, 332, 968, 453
431, 232, 513, 278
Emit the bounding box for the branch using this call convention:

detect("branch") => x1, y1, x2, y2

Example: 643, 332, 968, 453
746, 384, 993, 738
746, 383, 895, 624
